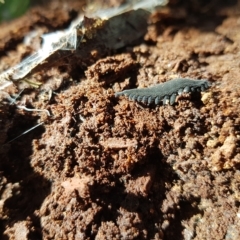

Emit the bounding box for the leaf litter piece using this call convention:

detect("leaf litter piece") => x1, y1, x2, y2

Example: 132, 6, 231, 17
0, 0, 168, 91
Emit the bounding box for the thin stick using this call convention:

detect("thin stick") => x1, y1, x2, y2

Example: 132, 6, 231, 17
17, 105, 51, 116
5, 122, 44, 144
10, 89, 24, 105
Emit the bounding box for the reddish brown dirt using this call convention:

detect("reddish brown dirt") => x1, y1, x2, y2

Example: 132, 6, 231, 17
0, 1, 240, 239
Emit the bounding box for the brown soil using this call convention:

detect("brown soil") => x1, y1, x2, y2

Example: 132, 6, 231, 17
0, 0, 240, 239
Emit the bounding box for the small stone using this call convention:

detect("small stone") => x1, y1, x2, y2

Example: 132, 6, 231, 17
201, 92, 212, 104
207, 138, 219, 148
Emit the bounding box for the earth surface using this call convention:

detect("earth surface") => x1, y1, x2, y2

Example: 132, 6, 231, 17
0, 0, 240, 239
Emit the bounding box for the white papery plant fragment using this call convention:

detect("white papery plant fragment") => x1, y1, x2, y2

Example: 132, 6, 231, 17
0, 0, 168, 91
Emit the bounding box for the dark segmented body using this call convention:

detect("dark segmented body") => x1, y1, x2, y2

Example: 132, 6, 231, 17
115, 78, 211, 105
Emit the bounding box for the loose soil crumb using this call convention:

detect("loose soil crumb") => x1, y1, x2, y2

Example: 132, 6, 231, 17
0, 0, 240, 239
